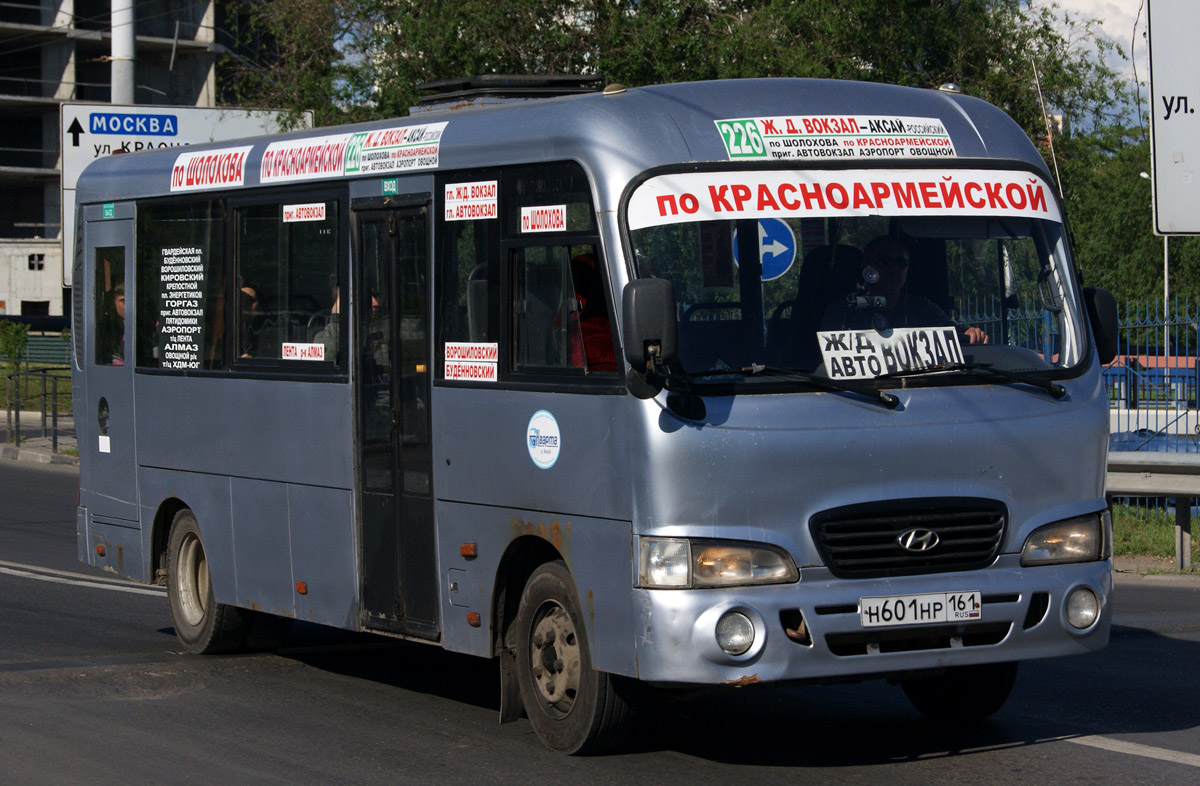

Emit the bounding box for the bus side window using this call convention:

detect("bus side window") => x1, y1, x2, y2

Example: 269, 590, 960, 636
510, 242, 614, 373
234, 199, 341, 364
441, 219, 492, 344
94, 247, 126, 366
135, 201, 226, 371
512, 245, 576, 369
501, 161, 615, 377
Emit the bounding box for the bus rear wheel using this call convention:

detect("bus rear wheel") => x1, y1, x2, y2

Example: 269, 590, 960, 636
901, 661, 1019, 721
514, 560, 632, 754
166, 509, 249, 654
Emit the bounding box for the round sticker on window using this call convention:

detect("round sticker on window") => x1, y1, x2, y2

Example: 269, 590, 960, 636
527, 410, 561, 469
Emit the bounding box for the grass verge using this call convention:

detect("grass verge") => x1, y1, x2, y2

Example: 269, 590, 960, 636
1113, 502, 1200, 560
0, 362, 72, 413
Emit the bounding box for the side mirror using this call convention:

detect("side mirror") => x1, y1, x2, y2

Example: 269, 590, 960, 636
622, 278, 678, 369
622, 279, 678, 398
1083, 286, 1118, 365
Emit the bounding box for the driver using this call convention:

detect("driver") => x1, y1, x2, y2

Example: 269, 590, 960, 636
820, 236, 987, 344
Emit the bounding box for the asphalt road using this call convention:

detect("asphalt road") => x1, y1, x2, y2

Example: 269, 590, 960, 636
3, 460, 1200, 784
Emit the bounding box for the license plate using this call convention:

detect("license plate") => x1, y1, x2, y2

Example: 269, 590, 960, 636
859, 591, 982, 628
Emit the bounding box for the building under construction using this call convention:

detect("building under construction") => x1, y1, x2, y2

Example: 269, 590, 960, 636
0, 1, 239, 323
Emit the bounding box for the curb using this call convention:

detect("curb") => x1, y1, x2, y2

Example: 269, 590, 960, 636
1114, 569, 1200, 585
0, 445, 78, 466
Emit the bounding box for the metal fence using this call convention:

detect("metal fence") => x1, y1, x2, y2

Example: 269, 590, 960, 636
956, 296, 1062, 363
954, 295, 1200, 452
4, 367, 72, 453
1102, 298, 1200, 453
1081, 298, 1200, 568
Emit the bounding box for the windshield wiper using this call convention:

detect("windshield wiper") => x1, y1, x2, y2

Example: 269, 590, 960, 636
720, 364, 900, 409
876, 362, 1066, 399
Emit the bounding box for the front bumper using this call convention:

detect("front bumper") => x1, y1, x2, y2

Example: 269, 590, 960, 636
631, 555, 1111, 685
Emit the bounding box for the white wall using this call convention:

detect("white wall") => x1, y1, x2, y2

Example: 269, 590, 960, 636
0, 240, 65, 316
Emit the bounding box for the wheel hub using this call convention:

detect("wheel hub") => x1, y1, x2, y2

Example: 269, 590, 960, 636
176, 531, 208, 627
529, 602, 581, 715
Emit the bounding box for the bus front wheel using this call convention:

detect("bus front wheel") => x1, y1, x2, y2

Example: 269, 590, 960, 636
901, 661, 1019, 721
166, 509, 248, 654
514, 560, 632, 754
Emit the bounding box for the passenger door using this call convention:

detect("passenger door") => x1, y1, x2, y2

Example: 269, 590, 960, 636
81, 211, 138, 522
356, 202, 438, 638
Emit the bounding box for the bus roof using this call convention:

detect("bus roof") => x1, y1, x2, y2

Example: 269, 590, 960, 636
75, 78, 1048, 205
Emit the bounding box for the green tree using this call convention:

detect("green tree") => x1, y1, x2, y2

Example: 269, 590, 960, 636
225, 1, 1131, 142
0, 320, 29, 372
220, 0, 364, 127
225, 1, 1173, 306
1061, 126, 1200, 308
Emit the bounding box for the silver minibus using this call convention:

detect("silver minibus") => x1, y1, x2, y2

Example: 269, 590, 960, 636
74, 76, 1119, 753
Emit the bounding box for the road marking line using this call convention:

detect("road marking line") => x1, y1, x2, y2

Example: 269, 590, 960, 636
1068, 735, 1200, 768
0, 561, 165, 597
0, 559, 145, 586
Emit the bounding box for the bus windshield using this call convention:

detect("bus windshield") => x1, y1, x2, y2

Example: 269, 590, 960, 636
626, 168, 1087, 383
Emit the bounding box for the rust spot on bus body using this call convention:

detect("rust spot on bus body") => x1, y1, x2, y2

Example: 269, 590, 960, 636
510, 516, 571, 556
725, 674, 760, 687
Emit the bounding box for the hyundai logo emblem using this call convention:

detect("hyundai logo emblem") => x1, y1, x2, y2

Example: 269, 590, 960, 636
898, 528, 940, 552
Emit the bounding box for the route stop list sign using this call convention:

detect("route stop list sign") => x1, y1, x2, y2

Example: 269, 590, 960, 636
60, 104, 308, 285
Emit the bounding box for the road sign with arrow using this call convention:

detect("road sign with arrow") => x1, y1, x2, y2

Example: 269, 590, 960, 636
59, 103, 308, 286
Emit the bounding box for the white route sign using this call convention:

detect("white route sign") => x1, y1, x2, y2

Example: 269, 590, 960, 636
1149, 0, 1200, 234
60, 104, 309, 285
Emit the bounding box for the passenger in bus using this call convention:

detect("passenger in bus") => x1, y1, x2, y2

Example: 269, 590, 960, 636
105, 283, 126, 365
314, 284, 341, 360
565, 252, 616, 372
239, 285, 260, 357
820, 236, 988, 344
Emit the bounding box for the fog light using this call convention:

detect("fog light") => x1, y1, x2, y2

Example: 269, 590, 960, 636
1065, 587, 1099, 630
715, 611, 755, 655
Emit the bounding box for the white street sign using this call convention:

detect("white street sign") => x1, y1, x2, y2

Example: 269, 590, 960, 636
60, 104, 310, 285
1148, 0, 1200, 234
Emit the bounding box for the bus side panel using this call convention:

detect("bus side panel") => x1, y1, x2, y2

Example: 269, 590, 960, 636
137, 467, 237, 604
289, 483, 358, 629
432, 388, 633, 522
86, 516, 146, 583
134, 376, 354, 488
436, 501, 636, 676
231, 477, 294, 617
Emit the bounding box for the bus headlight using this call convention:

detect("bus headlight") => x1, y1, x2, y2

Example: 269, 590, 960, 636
639, 538, 798, 588
1020, 514, 1102, 566
639, 538, 690, 587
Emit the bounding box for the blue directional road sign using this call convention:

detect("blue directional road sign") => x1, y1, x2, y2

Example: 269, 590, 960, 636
732, 218, 797, 281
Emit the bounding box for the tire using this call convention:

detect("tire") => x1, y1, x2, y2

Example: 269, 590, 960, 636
902, 661, 1019, 721
514, 560, 633, 754
166, 509, 249, 654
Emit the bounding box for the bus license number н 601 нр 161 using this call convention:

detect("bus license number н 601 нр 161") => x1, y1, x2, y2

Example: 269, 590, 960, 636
859, 591, 982, 628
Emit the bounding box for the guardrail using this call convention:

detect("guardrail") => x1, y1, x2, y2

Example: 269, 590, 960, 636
4, 367, 71, 454
1107, 451, 1200, 570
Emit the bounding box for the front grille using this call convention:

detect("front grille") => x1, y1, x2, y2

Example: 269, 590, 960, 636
810, 498, 1006, 579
